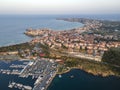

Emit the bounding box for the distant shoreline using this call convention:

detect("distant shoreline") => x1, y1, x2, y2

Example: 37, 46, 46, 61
0, 17, 120, 78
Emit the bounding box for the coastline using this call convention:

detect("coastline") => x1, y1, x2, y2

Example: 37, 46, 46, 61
0, 25, 117, 77
56, 56, 120, 78
47, 67, 120, 90
57, 67, 118, 77
24, 18, 120, 78
0, 17, 120, 90
47, 68, 120, 90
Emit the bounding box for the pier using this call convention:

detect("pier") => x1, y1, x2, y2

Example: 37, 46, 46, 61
8, 81, 32, 90
19, 61, 33, 77
0, 69, 21, 75
33, 69, 57, 90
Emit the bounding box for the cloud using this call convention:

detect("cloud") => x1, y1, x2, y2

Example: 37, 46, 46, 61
0, 0, 120, 14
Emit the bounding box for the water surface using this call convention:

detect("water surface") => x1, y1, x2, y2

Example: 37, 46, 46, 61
0, 15, 83, 47
47, 69, 120, 90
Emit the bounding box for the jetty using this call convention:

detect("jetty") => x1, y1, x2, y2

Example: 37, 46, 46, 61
8, 81, 32, 90
33, 70, 57, 90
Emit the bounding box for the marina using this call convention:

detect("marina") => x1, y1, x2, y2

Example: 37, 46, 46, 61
0, 60, 29, 75
19, 58, 58, 90
0, 58, 58, 90
0, 60, 35, 90
0, 69, 20, 75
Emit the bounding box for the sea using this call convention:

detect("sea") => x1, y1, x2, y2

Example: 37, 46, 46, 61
0, 14, 120, 90
0, 15, 83, 47
47, 69, 120, 90
0, 14, 120, 47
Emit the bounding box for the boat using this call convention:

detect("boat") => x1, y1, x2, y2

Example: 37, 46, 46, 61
23, 85, 32, 90
41, 87, 45, 90
8, 81, 13, 88
17, 83, 23, 89
70, 75, 74, 78
32, 75, 35, 79
34, 76, 42, 85
58, 74, 62, 78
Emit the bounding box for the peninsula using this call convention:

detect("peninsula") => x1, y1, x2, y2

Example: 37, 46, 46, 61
0, 18, 120, 78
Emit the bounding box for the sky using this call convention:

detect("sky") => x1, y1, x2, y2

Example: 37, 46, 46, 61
0, 0, 120, 15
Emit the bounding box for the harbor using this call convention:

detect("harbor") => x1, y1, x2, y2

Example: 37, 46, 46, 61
0, 14, 120, 90
0, 58, 58, 90
0, 60, 29, 75
19, 58, 58, 90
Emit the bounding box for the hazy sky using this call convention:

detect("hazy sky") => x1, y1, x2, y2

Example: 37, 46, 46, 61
0, 0, 120, 15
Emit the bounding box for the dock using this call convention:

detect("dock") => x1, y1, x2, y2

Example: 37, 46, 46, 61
4, 58, 58, 90
8, 81, 32, 90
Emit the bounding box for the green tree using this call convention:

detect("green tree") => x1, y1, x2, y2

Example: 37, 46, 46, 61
102, 47, 120, 66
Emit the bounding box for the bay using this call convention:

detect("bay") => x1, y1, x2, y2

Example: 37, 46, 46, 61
0, 15, 83, 47
0, 14, 120, 47
47, 69, 120, 90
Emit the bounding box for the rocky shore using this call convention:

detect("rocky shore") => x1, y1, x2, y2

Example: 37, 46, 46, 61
58, 67, 116, 77
57, 56, 120, 77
